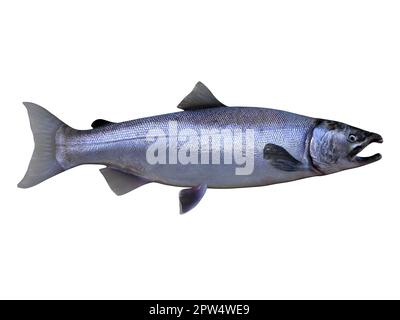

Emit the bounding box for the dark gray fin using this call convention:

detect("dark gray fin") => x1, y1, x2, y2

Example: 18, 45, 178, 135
91, 119, 114, 128
263, 144, 304, 172
18, 102, 66, 188
100, 167, 150, 196
179, 184, 207, 214
177, 82, 226, 111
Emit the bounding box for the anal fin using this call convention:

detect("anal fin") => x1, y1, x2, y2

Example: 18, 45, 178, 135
100, 167, 150, 195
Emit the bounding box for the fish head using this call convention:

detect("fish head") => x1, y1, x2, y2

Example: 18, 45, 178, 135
310, 120, 383, 174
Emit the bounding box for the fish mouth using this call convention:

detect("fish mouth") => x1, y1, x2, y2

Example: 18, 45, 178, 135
349, 133, 383, 164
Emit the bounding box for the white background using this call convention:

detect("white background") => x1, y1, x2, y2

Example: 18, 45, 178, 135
0, 0, 399, 299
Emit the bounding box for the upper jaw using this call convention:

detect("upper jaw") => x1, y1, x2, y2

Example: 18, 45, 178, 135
349, 133, 383, 164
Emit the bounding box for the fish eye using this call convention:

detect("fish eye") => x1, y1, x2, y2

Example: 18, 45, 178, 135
348, 134, 357, 143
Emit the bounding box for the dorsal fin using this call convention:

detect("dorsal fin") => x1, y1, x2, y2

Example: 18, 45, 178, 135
177, 82, 226, 111
91, 119, 114, 128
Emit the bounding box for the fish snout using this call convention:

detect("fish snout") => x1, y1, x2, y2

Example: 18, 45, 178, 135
350, 132, 383, 164
368, 132, 383, 144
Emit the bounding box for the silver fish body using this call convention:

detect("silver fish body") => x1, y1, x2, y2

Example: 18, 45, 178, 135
56, 106, 319, 188
18, 82, 383, 213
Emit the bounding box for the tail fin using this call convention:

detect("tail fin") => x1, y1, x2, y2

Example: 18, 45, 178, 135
18, 102, 66, 188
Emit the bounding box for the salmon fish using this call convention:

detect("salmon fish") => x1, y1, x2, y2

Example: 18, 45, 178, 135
18, 82, 383, 213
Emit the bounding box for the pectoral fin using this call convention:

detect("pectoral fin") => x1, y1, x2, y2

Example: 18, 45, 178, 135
100, 167, 150, 195
179, 184, 207, 214
263, 144, 304, 172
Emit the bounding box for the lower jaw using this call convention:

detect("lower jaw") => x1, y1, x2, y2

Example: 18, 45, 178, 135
354, 153, 382, 164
